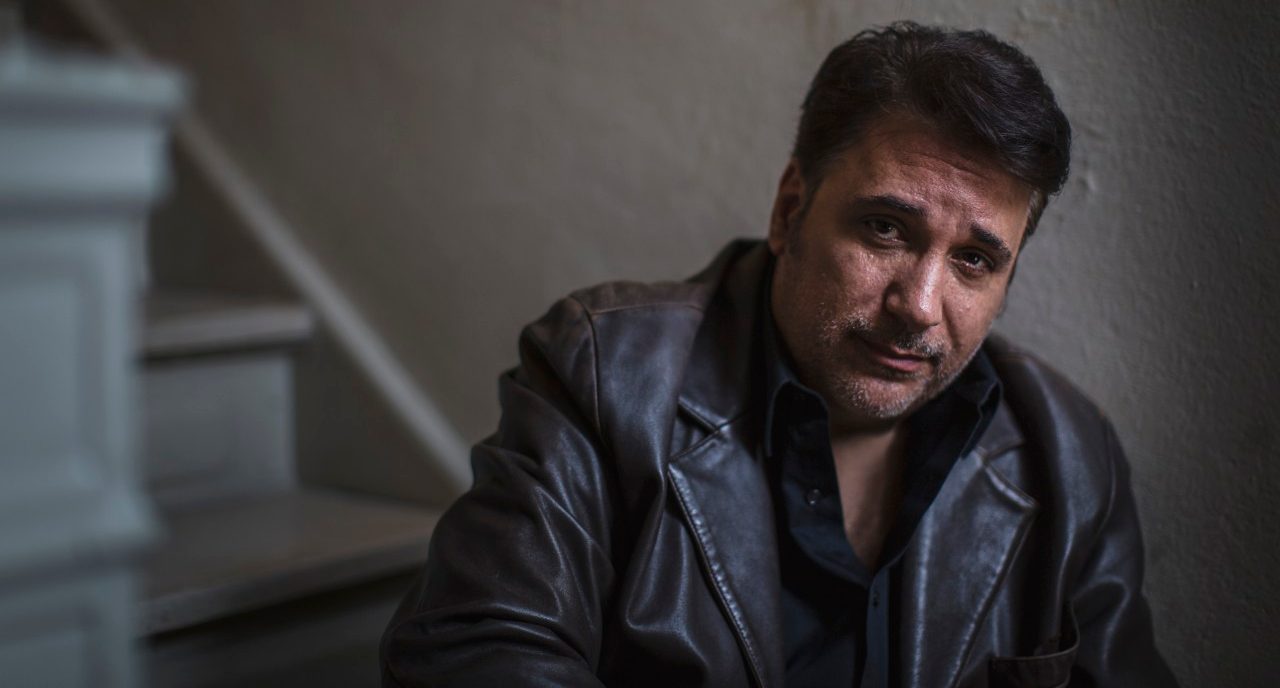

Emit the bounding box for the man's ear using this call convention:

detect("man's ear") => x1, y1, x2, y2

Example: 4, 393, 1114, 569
768, 159, 807, 256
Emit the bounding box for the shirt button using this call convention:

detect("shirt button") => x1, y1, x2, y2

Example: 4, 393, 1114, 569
804, 488, 822, 506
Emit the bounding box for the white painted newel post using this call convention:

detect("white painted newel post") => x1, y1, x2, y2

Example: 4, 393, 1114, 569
0, 25, 183, 687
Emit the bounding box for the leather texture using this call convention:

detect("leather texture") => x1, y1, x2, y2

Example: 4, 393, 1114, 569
381, 240, 1178, 688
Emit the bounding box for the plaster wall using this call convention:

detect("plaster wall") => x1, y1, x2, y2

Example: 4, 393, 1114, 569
106, 0, 1280, 684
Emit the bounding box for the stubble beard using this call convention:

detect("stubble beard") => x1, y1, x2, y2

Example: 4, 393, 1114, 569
813, 311, 980, 429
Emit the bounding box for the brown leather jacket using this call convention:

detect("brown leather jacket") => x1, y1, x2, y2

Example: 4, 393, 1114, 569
382, 240, 1178, 688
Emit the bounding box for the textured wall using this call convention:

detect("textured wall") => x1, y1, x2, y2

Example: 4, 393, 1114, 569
107, 0, 1279, 684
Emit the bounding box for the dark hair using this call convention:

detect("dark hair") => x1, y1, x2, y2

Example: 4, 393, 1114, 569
793, 21, 1072, 238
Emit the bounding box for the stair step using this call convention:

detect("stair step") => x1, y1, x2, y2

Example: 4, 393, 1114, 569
143, 291, 314, 359
141, 488, 440, 636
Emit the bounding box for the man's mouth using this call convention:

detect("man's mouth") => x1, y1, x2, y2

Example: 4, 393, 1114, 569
854, 335, 934, 375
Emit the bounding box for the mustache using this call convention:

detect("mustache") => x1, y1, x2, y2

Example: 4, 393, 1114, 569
846, 317, 947, 360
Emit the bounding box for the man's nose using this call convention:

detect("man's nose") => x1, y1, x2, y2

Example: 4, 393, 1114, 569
884, 258, 944, 331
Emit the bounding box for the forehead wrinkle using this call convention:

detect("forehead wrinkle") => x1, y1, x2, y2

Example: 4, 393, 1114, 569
823, 121, 1033, 247
860, 159, 988, 227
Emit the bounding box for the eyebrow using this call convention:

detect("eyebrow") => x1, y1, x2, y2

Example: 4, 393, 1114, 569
861, 194, 925, 217
857, 193, 1015, 267
971, 225, 1014, 266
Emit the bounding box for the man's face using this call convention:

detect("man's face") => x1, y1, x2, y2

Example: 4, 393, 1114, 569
769, 117, 1031, 433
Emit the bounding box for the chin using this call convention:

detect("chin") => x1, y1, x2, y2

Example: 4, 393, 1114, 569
830, 376, 930, 426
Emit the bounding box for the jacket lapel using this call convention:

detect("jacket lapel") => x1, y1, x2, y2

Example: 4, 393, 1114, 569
669, 430, 782, 688
897, 401, 1037, 688
667, 241, 784, 688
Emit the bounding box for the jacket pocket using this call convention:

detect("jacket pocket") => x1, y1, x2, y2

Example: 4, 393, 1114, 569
987, 609, 1080, 688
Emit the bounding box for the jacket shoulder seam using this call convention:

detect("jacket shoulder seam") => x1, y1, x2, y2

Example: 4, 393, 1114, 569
584, 301, 708, 316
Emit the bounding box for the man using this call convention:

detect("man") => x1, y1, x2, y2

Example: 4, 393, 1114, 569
382, 22, 1177, 688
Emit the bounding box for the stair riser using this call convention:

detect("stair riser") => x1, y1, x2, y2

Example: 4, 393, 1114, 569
144, 352, 295, 508
0, 567, 140, 688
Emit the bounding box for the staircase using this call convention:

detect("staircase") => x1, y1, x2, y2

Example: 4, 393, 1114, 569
19, 4, 458, 684
137, 295, 442, 686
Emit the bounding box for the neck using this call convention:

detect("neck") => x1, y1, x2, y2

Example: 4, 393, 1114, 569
829, 419, 907, 468
828, 417, 910, 570
828, 403, 906, 443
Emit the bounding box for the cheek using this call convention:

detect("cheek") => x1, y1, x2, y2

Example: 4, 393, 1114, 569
827, 247, 892, 308
944, 291, 1005, 346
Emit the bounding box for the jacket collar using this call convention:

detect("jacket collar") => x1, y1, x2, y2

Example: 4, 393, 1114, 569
673, 239, 770, 433
969, 334, 1027, 461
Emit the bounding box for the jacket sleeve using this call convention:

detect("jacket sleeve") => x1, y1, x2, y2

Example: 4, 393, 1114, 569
381, 296, 616, 687
1069, 419, 1179, 686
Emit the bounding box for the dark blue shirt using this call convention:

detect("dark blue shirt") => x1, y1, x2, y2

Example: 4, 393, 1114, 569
762, 289, 1001, 688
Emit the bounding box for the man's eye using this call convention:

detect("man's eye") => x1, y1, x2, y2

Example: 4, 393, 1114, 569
955, 251, 993, 274
864, 219, 901, 240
